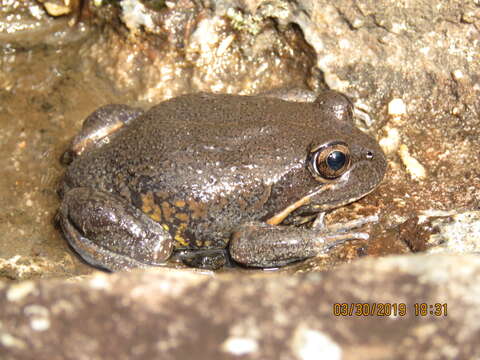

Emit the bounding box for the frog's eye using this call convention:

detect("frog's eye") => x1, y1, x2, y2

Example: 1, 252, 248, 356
308, 142, 351, 180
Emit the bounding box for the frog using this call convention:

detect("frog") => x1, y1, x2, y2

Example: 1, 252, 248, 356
57, 90, 387, 271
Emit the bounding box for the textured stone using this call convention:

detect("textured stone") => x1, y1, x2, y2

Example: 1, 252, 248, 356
0, 254, 479, 359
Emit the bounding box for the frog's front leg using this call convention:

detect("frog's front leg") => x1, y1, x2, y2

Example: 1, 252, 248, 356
58, 187, 173, 271
229, 215, 377, 268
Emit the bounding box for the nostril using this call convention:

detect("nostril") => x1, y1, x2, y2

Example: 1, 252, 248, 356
366, 150, 374, 160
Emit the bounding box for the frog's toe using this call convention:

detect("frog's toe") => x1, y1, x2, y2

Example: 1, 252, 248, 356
312, 214, 379, 232
59, 187, 173, 271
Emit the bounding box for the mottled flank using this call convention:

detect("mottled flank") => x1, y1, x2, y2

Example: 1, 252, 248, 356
174, 222, 188, 247
187, 199, 208, 221
140, 192, 162, 222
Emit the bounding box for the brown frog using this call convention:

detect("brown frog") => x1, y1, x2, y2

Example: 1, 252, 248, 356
58, 90, 387, 271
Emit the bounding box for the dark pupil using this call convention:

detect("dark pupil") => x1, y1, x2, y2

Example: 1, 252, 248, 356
326, 151, 346, 171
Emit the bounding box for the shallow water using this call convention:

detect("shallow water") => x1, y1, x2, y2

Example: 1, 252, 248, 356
0, 24, 145, 279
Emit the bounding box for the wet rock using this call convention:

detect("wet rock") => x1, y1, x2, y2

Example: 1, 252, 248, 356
0, 1, 52, 35
300, 0, 480, 214
84, 0, 319, 101
37, 0, 80, 17
390, 210, 480, 255
0, 254, 80, 281
424, 210, 480, 253
1, 254, 479, 359
0, 0, 81, 45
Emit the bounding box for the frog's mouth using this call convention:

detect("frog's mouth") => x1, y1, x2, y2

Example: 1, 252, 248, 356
266, 172, 376, 226
266, 182, 340, 226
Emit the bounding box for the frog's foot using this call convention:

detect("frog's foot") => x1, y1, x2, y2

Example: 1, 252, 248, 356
62, 104, 144, 163
58, 187, 173, 272
230, 215, 378, 268
172, 248, 231, 270
312, 212, 379, 232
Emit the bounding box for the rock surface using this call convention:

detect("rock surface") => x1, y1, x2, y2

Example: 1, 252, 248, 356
1, 254, 478, 360
0, 6, 479, 359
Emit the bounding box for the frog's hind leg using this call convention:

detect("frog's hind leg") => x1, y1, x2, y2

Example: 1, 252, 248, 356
60, 215, 149, 272
58, 187, 173, 272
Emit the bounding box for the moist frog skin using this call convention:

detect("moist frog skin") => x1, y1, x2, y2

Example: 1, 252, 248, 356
58, 90, 387, 271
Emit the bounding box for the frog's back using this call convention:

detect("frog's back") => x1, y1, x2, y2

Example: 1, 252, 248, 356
66, 93, 331, 191
62, 93, 338, 248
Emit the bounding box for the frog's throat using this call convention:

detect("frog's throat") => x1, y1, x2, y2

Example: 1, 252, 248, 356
266, 183, 336, 226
